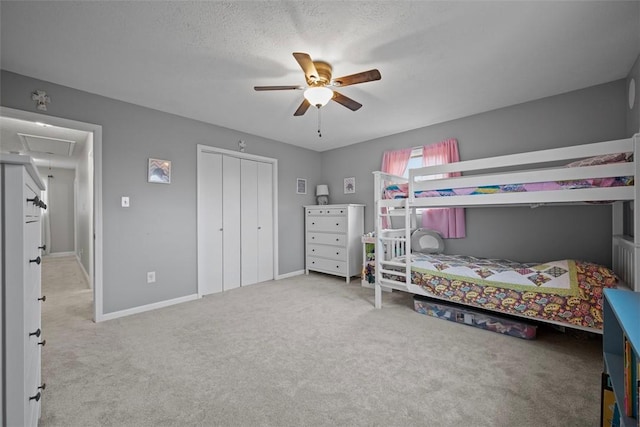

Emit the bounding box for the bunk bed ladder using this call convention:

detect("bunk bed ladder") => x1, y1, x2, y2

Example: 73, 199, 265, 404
374, 198, 412, 308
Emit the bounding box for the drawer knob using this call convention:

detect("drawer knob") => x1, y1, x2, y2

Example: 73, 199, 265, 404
27, 195, 40, 206
38, 339, 46, 347
336, 252, 339, 255
336, 238, 339, 241
30, 256, 41, 265
311, 237, 315, 240
29, 392, 41, 402
29, 328, 41, 338
38, 383, 46, 391
311, 249, 315, 252
312, 222, 315, 225
38, 244, 47, 251
336, 223, 339, 226
38, 295, 46, 302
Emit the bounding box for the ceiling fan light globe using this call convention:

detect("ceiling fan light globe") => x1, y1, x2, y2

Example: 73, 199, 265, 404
304, 87, 333, 108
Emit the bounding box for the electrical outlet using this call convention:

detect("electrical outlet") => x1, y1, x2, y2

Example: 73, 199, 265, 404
147, 271, 156, 283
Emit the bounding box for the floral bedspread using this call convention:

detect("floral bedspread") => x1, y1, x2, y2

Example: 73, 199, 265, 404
393, 255, 619, 329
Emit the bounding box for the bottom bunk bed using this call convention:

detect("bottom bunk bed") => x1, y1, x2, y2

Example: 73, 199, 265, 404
375, 230, 627, 333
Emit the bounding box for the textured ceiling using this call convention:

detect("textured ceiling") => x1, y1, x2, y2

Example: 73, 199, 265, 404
1, 1, 639, 152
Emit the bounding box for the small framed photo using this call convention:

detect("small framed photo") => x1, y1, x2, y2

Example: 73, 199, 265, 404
296, 178, 307, 194
344, 177, 355, 194
148, 158, 171, 184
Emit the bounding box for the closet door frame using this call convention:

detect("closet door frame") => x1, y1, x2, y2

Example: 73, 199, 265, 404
196, 145, 278, 297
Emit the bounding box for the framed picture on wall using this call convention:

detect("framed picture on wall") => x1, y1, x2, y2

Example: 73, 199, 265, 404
296, 178, 307, 194
344, 177, 355, 194
148, 158, 171, 184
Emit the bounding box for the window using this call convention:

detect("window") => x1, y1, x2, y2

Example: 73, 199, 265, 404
403, 147, 445, 181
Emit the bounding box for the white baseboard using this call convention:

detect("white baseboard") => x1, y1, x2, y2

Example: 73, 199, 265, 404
99, 294, 199, 322
74, 254, 92, 289
276, 269, 305, 280
46, 251, 75, 258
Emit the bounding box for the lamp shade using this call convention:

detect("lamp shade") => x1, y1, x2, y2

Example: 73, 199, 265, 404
304, 87, 333, 107
316, 184, 329, 196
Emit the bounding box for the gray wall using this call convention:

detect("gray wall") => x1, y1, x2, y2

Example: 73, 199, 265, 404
76, 133, 93, 280
627, 54, 640, 136
321, 80, 628, 266
1, 70, 321, 314
44, 167, 75, 254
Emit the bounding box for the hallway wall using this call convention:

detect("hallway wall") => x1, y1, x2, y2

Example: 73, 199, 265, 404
45, 167, 75, 254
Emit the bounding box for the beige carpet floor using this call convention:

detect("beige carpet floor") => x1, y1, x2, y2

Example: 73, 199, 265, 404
39, 256, 603, 427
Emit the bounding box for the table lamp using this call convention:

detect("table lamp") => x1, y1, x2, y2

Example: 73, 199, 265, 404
316, 185, 329, 205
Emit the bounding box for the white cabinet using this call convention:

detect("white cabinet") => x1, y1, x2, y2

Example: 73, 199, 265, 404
305, 204, 364, 283
197, 148, 275, 295
1, 154, 47, 427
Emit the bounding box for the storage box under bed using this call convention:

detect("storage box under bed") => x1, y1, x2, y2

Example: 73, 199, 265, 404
413, 296, 537, 340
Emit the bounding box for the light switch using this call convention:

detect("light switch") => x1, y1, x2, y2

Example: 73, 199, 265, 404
121, 196, 130, 208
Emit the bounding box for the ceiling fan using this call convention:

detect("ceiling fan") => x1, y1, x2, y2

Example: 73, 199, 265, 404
254, 52, 381, 117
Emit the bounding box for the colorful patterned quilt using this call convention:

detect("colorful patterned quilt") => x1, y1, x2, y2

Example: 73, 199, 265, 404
384, 176, 633, 199
387, 254, 619, 330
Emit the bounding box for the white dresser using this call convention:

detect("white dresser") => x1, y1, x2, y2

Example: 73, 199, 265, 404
304, 204, 364, 283
1, 154, 47, 427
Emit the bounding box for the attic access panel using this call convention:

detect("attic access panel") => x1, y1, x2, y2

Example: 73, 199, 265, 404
18, 133, 76, 156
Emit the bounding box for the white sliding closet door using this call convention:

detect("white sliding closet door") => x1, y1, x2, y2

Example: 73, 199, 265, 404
197, 145, 277, 296
240, 160, 274, 286
241, 159, 259, 286
198, 153, 241, 295
223, 155, 241, 290
256, 161, 274, 283
198, 152, 223, 295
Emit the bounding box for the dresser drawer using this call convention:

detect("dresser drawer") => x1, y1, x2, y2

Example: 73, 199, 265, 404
24, 177, 43, 219
307, 256, 346, 275
307, 216, 346, 232
307, 207, 348, 216
307, 232, 345, 246
25, 336, 40, 390
307, 244, 346, 261
25, 357, 42, 427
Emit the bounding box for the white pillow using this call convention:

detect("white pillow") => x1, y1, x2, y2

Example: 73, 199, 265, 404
411, 229, 444, 254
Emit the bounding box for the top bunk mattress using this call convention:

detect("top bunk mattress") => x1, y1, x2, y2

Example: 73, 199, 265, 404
384, 176, 633, 199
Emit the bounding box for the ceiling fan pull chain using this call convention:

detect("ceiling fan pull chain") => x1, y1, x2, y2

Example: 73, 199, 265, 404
317, 107, 322, 138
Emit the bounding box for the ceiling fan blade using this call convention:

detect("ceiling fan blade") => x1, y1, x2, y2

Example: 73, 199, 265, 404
332, 91, 362, 111
254, 85, 303, 91
293, 99, 311, 116
332, 69, 381, 87
293, 52, 319, 82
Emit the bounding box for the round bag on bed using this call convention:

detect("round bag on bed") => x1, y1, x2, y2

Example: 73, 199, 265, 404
411, 229, 445, 254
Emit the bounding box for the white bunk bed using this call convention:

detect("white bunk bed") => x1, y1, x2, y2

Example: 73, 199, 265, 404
373, 134, 640, 333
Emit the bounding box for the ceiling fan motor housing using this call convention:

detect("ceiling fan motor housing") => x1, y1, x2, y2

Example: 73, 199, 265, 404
308, 61, 332, 86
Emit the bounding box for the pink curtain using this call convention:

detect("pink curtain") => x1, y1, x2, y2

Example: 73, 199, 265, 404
381, 148, 412, 176
380, 148, 412, 228
421, 138, 466, 238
